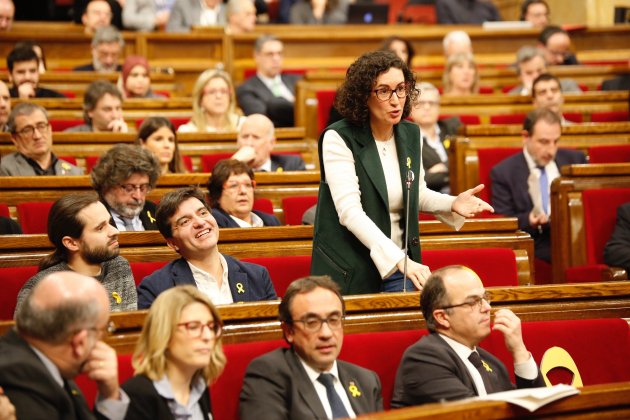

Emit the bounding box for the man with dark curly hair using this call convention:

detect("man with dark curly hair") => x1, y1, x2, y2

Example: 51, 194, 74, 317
91, 143, 162, 231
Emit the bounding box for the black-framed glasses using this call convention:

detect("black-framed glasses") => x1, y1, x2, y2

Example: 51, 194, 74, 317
15, 122, 50, 138
172, 207, 213, 230
118, 183, 151, 194
290, 314, 344, 333
440, 292, 491, 311
177, 320, 223, 338
373, 84, 417, 102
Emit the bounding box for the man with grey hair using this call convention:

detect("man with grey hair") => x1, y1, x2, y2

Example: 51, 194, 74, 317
1, 271, 129, 418
508, 45, 581, 96
233, 113, 306, 171
237, 34, 301, 127
91, 143, 161, 231
0, 103, 83, 176
225, 0, 256, 34
0, 0, 14, 31
74, 25, 124, 72
442, 30, 473, 58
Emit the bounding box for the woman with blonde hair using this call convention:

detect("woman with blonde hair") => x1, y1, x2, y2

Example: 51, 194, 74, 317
442, 52, 479, 96
122, 285, 226, 419
178, 68, 244, 133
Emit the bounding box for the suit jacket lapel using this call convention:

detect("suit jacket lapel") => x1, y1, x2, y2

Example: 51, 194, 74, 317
356, 125, 389, 208
225, 257, 250, 301
338, 363, 369, 415
285, 350, 328, 419
171, 259, 198, 286
432, 334, 481, 395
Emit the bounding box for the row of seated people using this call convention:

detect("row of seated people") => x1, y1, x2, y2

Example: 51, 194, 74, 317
2, 264, 630, 419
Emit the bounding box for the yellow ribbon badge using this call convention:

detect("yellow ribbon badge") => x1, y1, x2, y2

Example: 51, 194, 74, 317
236, 283, 245, 294
348, 382, 361, 397
443, 139, 451, 151
147, 211, 156, 224
112, 292, 122, 304
481, 360, 493, 373
406, 157, 411, 169
276, 167, 283, 172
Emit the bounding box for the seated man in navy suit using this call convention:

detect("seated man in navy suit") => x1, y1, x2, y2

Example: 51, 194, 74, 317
208, 159, 281, 228
490, 108, 586, 262
391, 265, 544, 407
137, 186, 277, 308
232, 113, 306, 172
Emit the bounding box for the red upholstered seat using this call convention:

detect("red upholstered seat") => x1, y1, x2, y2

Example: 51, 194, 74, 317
0, 203, 9, 217
422, 248, 519, 287
591, 111, 630, 123
316, 89, 336, 135
477, 147, 521, 203
489, 113, 526, 125
182, 155, 194, 172
252, 197, 274, 215
440, 114, 481, 125
129, 261, 169, 286
563, 112, 583, 123
75, 354, 135, 410
58, 156, 78, 166
565, 188, 630, 282
85, 156, 100, 173
50, 119, 84, 131
200, 153, 233, 172
282, 196, 318, 225
241, 255, 312, 296
0, 265, 38, 320
588, 144, 630, 163
16, 201, 54, 234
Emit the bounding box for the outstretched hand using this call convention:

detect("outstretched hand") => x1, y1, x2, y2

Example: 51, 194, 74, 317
452, 184, 494, 218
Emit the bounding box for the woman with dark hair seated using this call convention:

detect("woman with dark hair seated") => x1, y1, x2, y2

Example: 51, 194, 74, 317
207, 159, 281, 228
379, 35, 415, 68
136, 116, 187, 174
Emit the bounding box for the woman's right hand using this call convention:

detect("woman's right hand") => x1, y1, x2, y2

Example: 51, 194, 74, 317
396, 258, 431, 290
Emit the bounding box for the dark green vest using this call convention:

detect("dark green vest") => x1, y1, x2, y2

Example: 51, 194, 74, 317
310, 119, 422, 295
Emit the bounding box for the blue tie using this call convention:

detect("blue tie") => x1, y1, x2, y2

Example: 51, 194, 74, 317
538, 166, 549, 214
317, 373, 349, 419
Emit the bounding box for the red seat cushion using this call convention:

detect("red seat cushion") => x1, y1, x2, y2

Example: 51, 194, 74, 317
129, 261, 169, 286
252, 197, 274, 215
16, 202, 54, 234
58, 156, 78, 166
86, 156, 100, 173
591, 111, 630, 123
583, 188, 630, 265
563, 112, 583, 123
588, 144, 630, 163
477, 147, 521, 203
241, 255, 311, 296
50, 119, 84, 131
282, 196, 318, 225
316, 89, 336, 135
0, 265, 38, 320
0, 203, 9, 218
182, 155, 194, 172
440, 114, 480, 125
200, 153, 233, 172
490, 113, 526, 125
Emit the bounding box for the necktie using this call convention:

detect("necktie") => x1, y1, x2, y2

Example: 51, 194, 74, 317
468, 351, 496, 395
317, 373, 349, 419
271, 79, 282, 97
538, 166, 549, 215
121, 217, 135, 231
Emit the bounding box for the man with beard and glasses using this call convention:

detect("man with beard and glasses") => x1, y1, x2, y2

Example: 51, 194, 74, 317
15, 192, 137, 316
91, 143, 161, 232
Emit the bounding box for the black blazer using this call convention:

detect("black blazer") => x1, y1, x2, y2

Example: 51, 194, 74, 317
270, 154, 307, 171
601, 74, 630, 91
391, 333, 544, 407
236, 74, 301, 127
604, 202, 630, 273
0, 216, 22, 234
73, 63, 124, 72
9, 86, 65, 98
122, 375, 211, 420
105, 200, 158, 231
421, 117, 461, 192
211, 207, 281, 228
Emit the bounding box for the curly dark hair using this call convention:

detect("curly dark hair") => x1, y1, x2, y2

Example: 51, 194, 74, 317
335, 50, 418, 127
207, 159, 254, 207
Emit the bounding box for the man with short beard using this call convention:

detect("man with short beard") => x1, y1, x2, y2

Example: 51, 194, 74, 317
15, 192, 137, 315
91, 143, 161, 231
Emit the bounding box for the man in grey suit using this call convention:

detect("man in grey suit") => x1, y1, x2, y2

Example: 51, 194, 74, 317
391, 265, 544, 407
236, 34, 301, 127
240, 276, 383, 419
166, 0, 226, 32
0, 103, 83, 176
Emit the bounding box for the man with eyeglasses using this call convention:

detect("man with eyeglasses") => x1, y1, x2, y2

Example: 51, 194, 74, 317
391, 265, 544, 407
240, 275, 383, 419
0, 103, 83, 176
136, 187, 277, 308
2, 271, 130, 419
537, 25, 579, 66
91, 144, 162, 231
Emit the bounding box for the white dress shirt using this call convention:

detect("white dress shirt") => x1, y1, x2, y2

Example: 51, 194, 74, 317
110, 209, 144, 232
187, 254, 234, 304
230, 212, 264, 227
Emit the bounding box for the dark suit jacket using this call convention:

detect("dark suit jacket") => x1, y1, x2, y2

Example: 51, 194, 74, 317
104, 200, 158, 231
9, 86, 66, 98
122, 375, 211, 420
489, 149, 586, 261
0, 329, 104, 420
270, 154, 307, 171
240, 347, 383, 419
73, 63, 123, 72
604, 202, 630, 273
211, 207, 281, 228
601, 74, 630, 91
236, 74, 302, 127
137, 254, 277, 308
391, 333, 544, 407
0, 216, 22, 234
422, 118, 461, 192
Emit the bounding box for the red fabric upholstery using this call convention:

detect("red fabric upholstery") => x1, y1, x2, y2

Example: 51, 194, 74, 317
588, 144, 630, 163
129, 261, 169, 286
282, 196, 318, 225
241, 255, 312, 296
0, 265, 38, 320
0, 203, 9, 217
211, 340, 287, 420
75, 354, 135, 410
316, 89, 336, 135
422, 248, 519, 287
480, 318, 630, 385
534, 258, 553, 283
591, 111, 630, 123
85, 156, 100, 173
565, 264, 613, 283
182, 155, 194, 172
440, 114, 481, 125
489, 113, 526, 125
563, 112, 583, 123
252, 197, 274, 215
398, 4, 436, 24
200, 153, 233, 172
58, 156, 78, 165
478, 86, 494, 94
476, 147, 521, 203
16, 201, 54, 234
583, 188, 630, 265
49, 119, 84, 131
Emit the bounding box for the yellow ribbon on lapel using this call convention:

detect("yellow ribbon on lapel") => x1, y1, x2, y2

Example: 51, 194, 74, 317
236, 283, 245, 294
406, 157, 411, 169
348, 381, 361, 397
112, 292, 122, 304
147, 211, 156, 223
482, 360, 493, 373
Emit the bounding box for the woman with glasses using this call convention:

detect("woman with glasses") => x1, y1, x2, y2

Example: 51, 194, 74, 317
311, 50, 492, 295
122, 285, 226, 420
136, 117, 187, 174
178, 68, 245, 133
207, 159, 280, 228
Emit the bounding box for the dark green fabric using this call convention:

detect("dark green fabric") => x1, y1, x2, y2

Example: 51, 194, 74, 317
311, 119, 422, 295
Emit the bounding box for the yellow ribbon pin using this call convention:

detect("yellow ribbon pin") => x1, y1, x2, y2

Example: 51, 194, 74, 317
406, 157, 411, 169
348, 382, 361, 397
482, 360, 493, 373
147, 211, 156, 223
112, 292, 122, 304
443, 139, 451, 151
276, 167, 283, 172
236, 283, 245, 294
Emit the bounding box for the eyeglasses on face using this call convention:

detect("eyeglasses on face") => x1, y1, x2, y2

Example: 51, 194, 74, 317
223, 180, 256, 192
118, 183, 151, 194
373, 84, 417, 102
177, 320, 222, 338
173, 207, 213, 230
290, 313, 344, 333
440, 292, 491, 311
15, 122, 50, 138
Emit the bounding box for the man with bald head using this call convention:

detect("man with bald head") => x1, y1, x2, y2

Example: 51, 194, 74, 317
0, 271, 129, 419
0, 0, 14, 31
232, 113, 306, 172
391, 265, 544, 407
